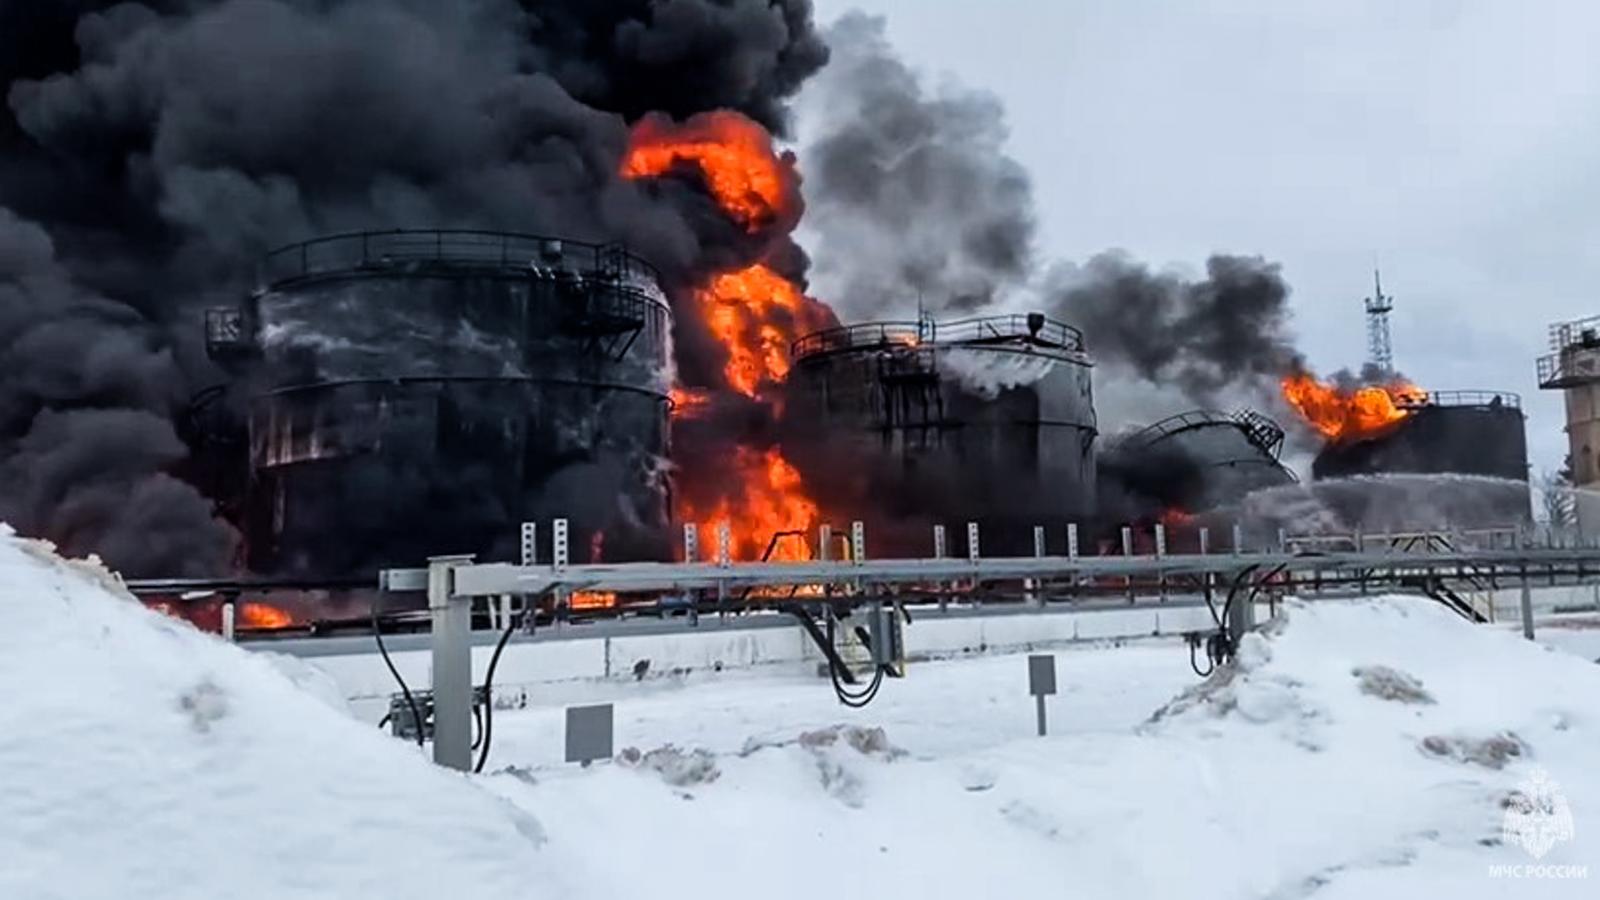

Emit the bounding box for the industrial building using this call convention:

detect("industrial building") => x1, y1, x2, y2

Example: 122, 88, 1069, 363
1538, 316, 1600, 537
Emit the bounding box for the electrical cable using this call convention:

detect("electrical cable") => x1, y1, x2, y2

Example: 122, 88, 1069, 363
831, 661, 886, 708
1190, 557, 1301, 676
473, 594, 531, 774
821, 607, 888, 708
1185, 633, 1214, 677
371, 592, 425, 748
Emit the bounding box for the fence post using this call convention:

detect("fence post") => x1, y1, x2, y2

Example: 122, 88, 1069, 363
429, 554, 476, 771
1520, 566, 1535, 640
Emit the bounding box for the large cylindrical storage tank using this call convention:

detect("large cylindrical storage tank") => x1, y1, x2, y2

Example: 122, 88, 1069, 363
784, 314, 1096, 556
239, 230, 672, 575
1099, 410, 1295, 522
1310, 390, 1530, 525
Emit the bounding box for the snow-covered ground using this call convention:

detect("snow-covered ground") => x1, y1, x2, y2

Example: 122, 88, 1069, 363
3, 525, 1597, 898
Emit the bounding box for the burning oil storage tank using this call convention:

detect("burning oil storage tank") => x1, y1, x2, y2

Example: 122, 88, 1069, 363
784, 313, 1096, 555
1099, 409, 1296, 523
1310, 390, 1531, 525
206, 230, 673, 575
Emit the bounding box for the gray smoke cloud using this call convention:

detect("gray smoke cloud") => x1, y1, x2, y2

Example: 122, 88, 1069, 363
0, 0, 828, 574
796, 14, 1303, 434
1039, 252, 1304, 424
797, 13, 1035, 320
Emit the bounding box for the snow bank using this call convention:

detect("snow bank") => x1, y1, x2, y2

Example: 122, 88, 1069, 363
484, 596, 1600, 899
0, 528, 558, 900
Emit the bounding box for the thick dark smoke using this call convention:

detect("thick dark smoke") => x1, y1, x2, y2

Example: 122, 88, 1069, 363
797, 13, 1035, 320
0, 0, 827, 574
0, 207, 234, 575
1040, 252, 1303, 414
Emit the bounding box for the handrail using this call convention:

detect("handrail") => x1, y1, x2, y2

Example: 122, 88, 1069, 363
1112, 410, 1235, 450
1397, 390, 1521, 410
256, 229, 662, 291
791, 313, 1086, 362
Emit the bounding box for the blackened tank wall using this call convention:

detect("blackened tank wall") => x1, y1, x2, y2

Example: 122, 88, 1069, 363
1312, 405, 1528, 482
245, 248, 671, 574
1311, 403, 1530, 524
785, 343, 1096, 556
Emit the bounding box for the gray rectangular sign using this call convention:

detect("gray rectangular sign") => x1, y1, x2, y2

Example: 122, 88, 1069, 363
1028, 654, 1057, 696
565, 703, 614, 765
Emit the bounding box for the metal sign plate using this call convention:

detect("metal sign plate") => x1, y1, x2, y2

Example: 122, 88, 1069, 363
565, 704, 615, 765
1028, 654, 1057, 696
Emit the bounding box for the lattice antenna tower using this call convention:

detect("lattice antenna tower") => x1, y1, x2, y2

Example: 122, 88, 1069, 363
1364, 268, 1394, 375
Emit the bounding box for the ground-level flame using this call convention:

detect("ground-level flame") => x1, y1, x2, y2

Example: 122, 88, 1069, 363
238, 602, 293, 630
570, 591, 618, 611
1281, 372, 1426, 443
681, 446, 819, 561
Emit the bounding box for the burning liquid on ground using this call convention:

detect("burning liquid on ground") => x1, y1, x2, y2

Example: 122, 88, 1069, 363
679, 446, 819, 561
1281, 372, 1426, 443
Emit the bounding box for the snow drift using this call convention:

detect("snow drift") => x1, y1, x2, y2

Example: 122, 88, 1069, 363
0, 526, 556, 900
484, 596, 1600, 898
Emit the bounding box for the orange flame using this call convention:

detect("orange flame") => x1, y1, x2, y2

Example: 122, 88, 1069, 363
696, 263, 833, 397
571, 591, 618, 611
621, 111, 791, 233
682, 446, 819, 561
1281, 372, 1426, 443
238, 602, 293, 630
622, 111, 830, 558
670, 386, 712, 419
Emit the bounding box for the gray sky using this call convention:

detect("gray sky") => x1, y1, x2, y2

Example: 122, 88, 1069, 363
803, 0, 1600, 479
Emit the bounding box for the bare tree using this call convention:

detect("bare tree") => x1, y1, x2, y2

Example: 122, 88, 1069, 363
1537, 458, 1576, 527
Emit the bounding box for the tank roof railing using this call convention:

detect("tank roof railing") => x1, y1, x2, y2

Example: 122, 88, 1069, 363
1112, 410, 1237, 452
790, 321, 923, 360
256, 229, 662, 291
791, 313, 1085, 362
1397, 390, 1521, 410
1112, 408, 1288, 458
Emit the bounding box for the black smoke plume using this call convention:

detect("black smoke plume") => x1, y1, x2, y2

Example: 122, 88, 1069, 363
0, 0, 827, 574
0, 207, 234, 575
1039, 252, 1303, 415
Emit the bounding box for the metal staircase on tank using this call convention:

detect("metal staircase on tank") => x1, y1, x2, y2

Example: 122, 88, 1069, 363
548, 242, 653, 361
1231, 409, 1287, 458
